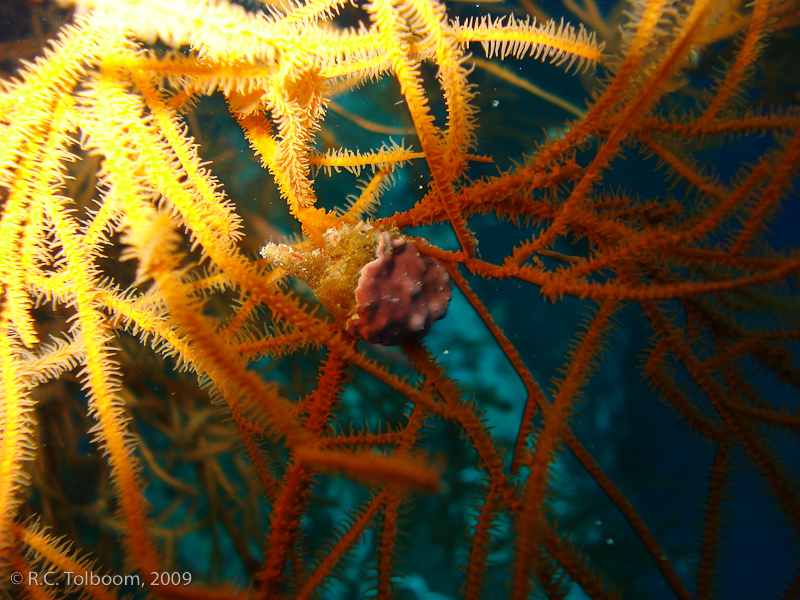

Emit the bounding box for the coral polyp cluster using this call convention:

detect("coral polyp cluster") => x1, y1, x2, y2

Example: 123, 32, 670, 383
261, 223, 451, 345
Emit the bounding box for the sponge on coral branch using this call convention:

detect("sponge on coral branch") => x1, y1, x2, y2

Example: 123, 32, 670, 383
261, 225, 451, 346
345, 232, 451, 345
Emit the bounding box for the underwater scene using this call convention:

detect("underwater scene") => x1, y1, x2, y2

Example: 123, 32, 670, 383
0, 0, 799, 599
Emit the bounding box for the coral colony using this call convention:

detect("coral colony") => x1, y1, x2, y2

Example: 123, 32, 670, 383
1, 0, 799, 599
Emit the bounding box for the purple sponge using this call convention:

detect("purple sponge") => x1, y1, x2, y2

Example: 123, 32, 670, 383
345, 232, 452, 345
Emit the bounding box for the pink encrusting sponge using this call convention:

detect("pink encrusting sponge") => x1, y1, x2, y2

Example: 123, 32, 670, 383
261, 224, 452, 346
345, 233, 452, 345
